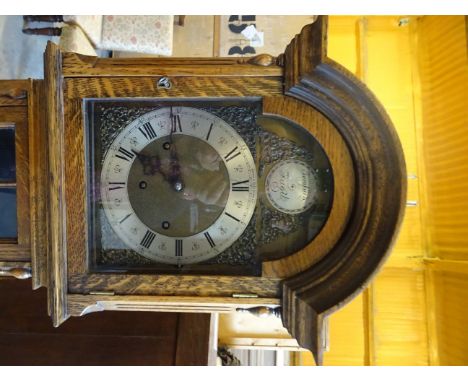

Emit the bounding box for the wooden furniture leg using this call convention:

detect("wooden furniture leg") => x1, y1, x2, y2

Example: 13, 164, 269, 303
23, 15, 64, 23
22, 28, 62, 36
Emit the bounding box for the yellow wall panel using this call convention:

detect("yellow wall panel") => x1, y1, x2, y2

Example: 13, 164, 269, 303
372, 268, 429, 365
297, 295, 366, 366
330, 16, 425, 268
324, 16, 428, 366
415, 16, 468, 365
426, 260, 468, 365
417, 16, 468, 261
363, 18, 425, 269
323, 295, 366, 366
328, 16, 360, 73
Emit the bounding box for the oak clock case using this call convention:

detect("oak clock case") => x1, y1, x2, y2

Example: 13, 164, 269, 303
1, 16, 405, 366
85, 98, 333, 275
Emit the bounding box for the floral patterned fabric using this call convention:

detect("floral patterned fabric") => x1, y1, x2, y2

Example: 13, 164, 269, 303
61, 15, 173, 56
100, 16, 173, 55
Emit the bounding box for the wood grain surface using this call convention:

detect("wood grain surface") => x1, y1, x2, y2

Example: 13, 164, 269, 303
68, 273, 281, 298
44, 42, 68, 327
0, 80, 29, 107
0, 278, 211, 365
28, 80, 49, 289
62, 52, 283, 77
262, 96, 354, 278
64, 76, 283, 99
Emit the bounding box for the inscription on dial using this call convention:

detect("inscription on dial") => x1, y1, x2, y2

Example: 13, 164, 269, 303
265, 159, 317, 215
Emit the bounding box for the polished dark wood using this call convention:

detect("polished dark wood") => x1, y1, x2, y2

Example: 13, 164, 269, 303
280, 16, 406, 365
23, 15, 64, 23
22, 27, 62, 37
175, 313, 211, 366
0, 278, 211, 365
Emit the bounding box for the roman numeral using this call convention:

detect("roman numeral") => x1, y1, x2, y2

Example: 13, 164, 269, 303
175, 239, 183, 256
119, 213, 132, 224
139, 122, 157, 140
205, 123, 213, 141
232, 180, 249, 192
140, 230, 156, 249
171, 114, 182, 133
204, 232, 216, 248
225, 212, 240, 222
109, 182, 126, 190
224, 146, 241, 162
115, 147, 135, 162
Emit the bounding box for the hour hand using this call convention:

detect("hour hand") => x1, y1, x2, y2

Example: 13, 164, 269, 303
167, 145, 184, 192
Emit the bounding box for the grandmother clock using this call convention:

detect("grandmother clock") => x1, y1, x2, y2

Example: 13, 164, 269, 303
0, 17, 406, 364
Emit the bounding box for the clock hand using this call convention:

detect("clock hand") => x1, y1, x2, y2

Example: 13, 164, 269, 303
168, 107, 184, 192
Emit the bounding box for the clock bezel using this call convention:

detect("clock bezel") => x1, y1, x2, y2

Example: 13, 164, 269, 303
93, 103, 258, 267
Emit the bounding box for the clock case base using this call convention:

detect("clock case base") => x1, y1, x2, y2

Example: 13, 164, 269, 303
30, 16, 405, 365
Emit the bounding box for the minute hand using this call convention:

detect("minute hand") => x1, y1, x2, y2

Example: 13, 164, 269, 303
168, 108, 184, 192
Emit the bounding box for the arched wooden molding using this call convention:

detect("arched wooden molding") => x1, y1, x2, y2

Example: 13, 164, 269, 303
280, 16, 407, 365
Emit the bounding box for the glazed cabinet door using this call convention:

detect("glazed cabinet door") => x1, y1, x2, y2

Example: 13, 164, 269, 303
0, 80, 31, 279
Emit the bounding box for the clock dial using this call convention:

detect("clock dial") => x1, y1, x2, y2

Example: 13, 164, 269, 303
256, 114, 334, 260
265, 159, 318, 215
100, 107, 257, 265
